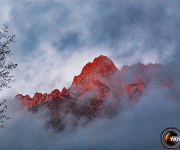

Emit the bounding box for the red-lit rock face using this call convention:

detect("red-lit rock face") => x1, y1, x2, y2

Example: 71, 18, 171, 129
15, 55, 118, 107
15, 94, 35, 107
15, 55, 172, 108
14, 55, 176, 131
70, 55, 118, 99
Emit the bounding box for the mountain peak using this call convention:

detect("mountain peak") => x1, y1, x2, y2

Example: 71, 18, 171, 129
72, 55, 118, 85
14, 55, 175, 131
69, 55, 118, 98
83, 55, 117, 74
93, 55, 112, 64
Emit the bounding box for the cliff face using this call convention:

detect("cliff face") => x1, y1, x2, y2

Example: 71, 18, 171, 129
14, 55, 173, 131
70, 55, 118, 100
15, 55, 119, 107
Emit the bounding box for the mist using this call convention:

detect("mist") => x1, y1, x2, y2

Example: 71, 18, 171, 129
0, 0, 179, 149
0, 62, 180, 150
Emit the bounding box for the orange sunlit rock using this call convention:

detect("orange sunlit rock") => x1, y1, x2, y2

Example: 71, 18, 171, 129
70, 55, 118, 99
14, 55, 177, 131
14, 55, 173, 109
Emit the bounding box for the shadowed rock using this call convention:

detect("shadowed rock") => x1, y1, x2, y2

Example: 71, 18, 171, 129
14, 55, 175, 131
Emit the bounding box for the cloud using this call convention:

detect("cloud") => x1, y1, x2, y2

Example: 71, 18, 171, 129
1, 76, 180, 150
0, 41, 110, 98
0, 0, 179, 150
88, 0, 180, 64
0, 53, 179, 150
0, 0, 178, 66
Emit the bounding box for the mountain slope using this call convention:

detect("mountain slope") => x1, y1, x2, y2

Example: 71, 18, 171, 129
14, 55, 174, 131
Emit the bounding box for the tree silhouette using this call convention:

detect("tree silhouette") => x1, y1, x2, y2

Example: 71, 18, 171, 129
0, 23, 17, 128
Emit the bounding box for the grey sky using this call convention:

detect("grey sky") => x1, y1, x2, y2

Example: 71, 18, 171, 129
0, 0, 179, 150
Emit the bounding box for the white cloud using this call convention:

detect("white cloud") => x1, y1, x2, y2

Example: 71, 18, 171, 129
0, 0, 12, 22
142, 50, 159, 65
0, 41, 111, 98
1, 80, 180, 150
0, 0, 179, 149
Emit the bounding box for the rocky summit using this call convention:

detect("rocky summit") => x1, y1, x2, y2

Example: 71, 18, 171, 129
14, 55, 174, 131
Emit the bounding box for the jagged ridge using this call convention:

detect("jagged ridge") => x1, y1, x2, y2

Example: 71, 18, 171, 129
14, 55, 173, 131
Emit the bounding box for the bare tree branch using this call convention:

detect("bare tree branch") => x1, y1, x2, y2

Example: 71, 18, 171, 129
0, 23, 17, 128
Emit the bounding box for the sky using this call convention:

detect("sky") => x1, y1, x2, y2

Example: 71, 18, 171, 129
0, 0, 180, 149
